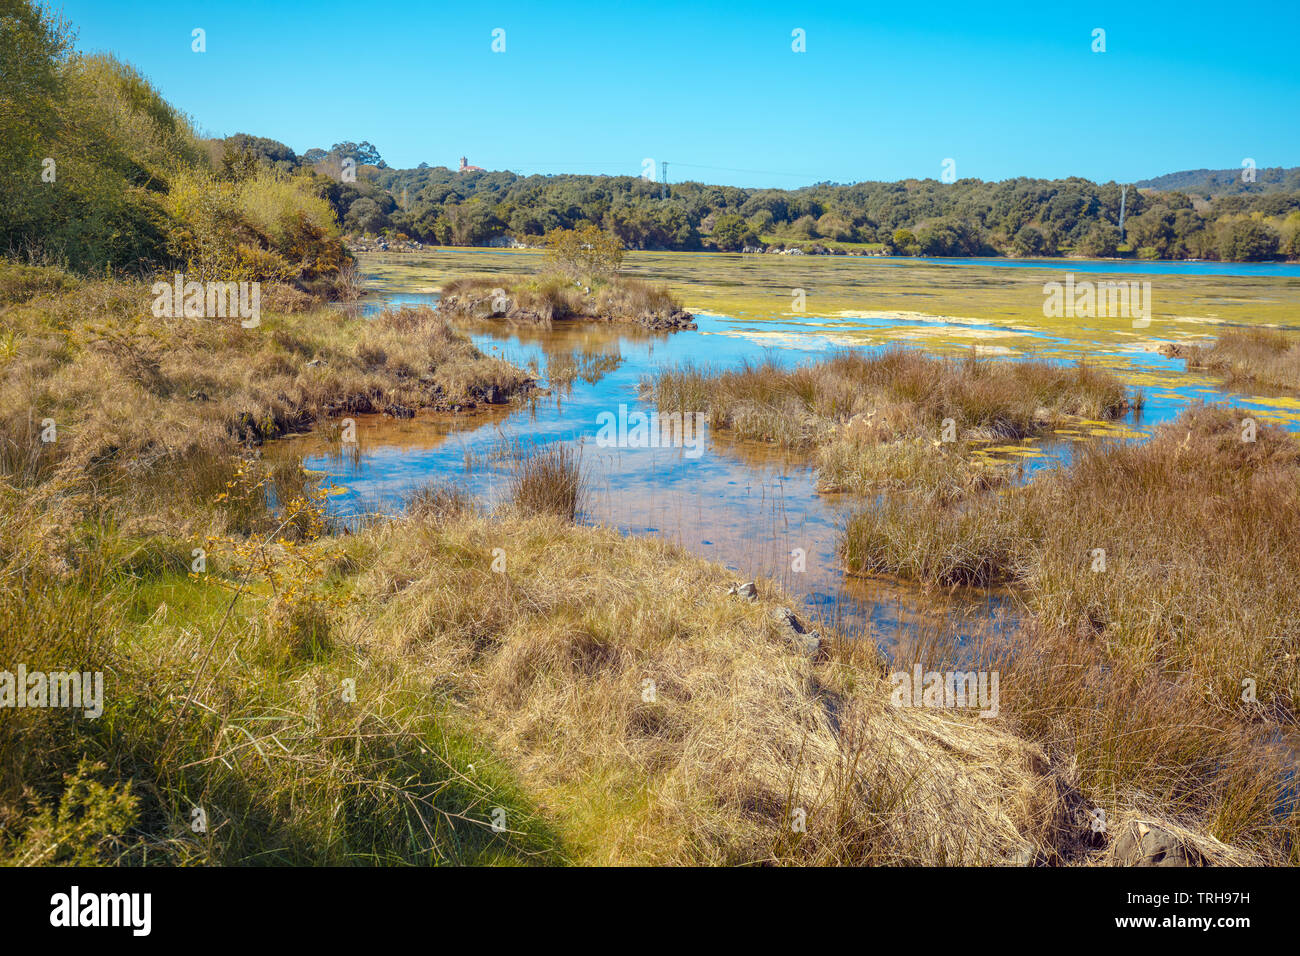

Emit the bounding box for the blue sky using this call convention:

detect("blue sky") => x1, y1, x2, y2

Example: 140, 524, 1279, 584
57, 0, 1300, 188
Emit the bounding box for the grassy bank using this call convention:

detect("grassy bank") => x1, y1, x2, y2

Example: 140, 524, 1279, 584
6, 447, 1279, 864
0, 261, 531, 529
1, 464, 1114, 865
0, 261, 534, 864
340, 497, 1101, 865
0, 483, 567, 865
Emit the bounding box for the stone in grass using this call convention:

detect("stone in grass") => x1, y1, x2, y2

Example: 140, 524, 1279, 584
727, 581, 758, 601
1112, 821, 1206, 867
771, 607, 823, 660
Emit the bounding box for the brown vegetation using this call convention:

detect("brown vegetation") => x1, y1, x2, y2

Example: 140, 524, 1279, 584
436, 275, 696, 330
1168, 328, 1300, 392
843, 404, 1300, 862
655, 348, 1138, 497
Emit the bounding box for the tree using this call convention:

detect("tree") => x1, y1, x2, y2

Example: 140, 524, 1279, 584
0, 0, 73, 249
1078, 222, 1121, 258
1011, 225, 1046, 257
544, 224, 624, 281
916, 217, 983, 256
1125, 208, 1175, 257
711, 213, 758, 250
891, 228, 919, 255
790, 214, 817, 238
278, 148, 1300, 260
1281, 213, 1300, 260
343, 197, 388, 235
330, 141, 384, 167
445, 201, 504, 245
1216, 219, 1280, 261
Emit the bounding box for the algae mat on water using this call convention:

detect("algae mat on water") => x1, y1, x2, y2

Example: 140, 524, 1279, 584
359, 248, 1300, 342
358, 248, 1300, 431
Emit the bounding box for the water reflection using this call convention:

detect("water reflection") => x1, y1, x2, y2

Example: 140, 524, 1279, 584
302, 288, 1298, 652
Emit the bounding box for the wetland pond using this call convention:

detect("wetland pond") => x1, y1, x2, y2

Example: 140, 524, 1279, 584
278, 253, 1300, 654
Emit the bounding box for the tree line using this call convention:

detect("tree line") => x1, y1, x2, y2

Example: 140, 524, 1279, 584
318, 155, 1299, 262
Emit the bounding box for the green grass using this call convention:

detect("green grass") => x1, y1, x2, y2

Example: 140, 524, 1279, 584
0, 513, 568, 866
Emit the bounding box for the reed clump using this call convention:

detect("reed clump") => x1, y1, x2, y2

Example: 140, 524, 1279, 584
1178, 328, 1300, 392
655, 348, 1137, 496
506, 442, 585, 521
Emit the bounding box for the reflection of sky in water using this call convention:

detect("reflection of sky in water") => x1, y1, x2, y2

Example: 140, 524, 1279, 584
306, 289, 1300, 652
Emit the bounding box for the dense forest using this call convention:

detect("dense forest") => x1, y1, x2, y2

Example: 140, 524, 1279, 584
294, 146, 1300, 262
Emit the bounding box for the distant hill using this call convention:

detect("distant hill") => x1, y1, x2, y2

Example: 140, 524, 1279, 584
1137, 166, 1300, 196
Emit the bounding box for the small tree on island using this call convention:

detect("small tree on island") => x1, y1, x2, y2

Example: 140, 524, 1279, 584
544, 223, 624, 283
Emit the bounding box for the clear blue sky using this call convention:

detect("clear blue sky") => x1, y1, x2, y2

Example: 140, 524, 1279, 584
56, 0, 1300, 188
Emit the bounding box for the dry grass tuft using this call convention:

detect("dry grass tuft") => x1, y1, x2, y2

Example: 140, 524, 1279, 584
1178, 328, 1300, 392
505, 442, 585, 521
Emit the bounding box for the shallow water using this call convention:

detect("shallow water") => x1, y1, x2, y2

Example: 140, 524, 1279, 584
289, 262, 1300, 650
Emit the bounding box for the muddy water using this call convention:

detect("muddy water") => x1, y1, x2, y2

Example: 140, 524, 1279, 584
285, 282, 1299, 652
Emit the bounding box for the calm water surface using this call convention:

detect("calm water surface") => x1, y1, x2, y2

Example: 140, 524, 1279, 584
287, 269, 1298, 651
